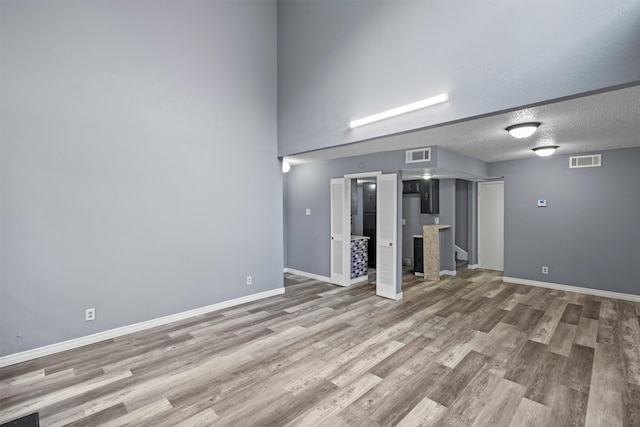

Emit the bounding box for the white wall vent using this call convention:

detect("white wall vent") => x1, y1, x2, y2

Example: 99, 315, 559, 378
405, 148, 431, 164
569, 154, 601, 169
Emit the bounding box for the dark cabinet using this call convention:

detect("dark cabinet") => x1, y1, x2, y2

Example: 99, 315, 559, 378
363, 213, 376, 267
420, 179, 440, 214
363, 183, 377, 213
414, 237, 424, 273
402, 180, 420, 194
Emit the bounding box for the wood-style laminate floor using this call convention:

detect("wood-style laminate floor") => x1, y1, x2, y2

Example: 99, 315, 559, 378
1, 268, 640, 426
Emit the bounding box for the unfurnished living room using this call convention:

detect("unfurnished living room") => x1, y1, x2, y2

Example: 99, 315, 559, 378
1, 1, 639, 426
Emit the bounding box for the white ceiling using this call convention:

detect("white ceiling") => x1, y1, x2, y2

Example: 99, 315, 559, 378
285, 84, 640, 166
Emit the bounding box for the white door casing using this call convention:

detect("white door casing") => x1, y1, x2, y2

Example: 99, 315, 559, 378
478, 181, 504, 271
376, 173, 398, 299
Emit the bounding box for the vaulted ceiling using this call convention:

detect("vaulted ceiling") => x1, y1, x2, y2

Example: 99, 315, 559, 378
286, 83, 640, 166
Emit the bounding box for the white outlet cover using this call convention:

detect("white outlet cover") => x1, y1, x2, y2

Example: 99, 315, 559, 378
434, 217, 439, 224
305, 208, 311, 215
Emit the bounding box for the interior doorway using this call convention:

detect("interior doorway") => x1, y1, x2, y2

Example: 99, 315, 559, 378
330, 172, 399, 300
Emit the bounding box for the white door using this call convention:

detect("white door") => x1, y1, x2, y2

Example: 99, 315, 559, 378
478, 181, 504, 271
330, 178, 350, 285
376, 173, 398, 299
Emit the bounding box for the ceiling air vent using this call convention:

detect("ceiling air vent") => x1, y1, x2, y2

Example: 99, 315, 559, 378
406, 148, 431, 164
569, 154, 601, 169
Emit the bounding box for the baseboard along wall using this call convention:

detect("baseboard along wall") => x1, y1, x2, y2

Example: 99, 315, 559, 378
0, 287, 285, 369
503, 276, 640, 303
283, 268, 331, 283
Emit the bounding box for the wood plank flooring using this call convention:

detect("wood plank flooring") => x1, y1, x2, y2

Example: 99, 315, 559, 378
1, 268, 640, 426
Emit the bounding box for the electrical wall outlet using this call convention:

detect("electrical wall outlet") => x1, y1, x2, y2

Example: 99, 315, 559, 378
434, 217, 439, 224
246, 276, 252, 285
85, 308, 96, 321
542, 266, 549, 274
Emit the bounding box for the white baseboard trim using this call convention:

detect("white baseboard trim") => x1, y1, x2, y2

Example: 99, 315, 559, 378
454, 246, 468, 261
283, 268, 330, 283
0, 287, 285, 369
350, 275, 369, 285
467, 264, 479, 269
503, 276, 640, 302
414, 272, 424, 277
395, 292, 404, 300
440, 270, 457, 276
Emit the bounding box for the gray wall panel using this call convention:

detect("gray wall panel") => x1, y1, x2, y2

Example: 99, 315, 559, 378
468, 182, 479, 265
0, 0, 281, 356
438, 180, 456, 272
489, 148, 640, 295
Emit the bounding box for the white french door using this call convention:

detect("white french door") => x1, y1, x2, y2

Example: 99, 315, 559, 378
376, 174, 398, 299
330, 178, 350, 285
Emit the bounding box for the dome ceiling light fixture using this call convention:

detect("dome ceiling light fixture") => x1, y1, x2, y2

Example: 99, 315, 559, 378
532, 146, 559, 157
506, 122, 541, 139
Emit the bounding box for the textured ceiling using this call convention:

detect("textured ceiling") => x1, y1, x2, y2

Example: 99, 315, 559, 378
286, 84, 640, 165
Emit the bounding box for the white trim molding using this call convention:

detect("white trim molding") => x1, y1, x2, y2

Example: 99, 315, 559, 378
283, 268, 331, 283
350, 275, 369, 285
0, 287, 284, 369
503, 277, 640, 302
467, 264, 480, 269
395, 292, 404, 300
343, 171, 382, 179
440, 270, 457, 276
454, 246, 468, 261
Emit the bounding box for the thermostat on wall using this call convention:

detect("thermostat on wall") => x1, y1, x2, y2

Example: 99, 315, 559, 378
537, 199, 547, 207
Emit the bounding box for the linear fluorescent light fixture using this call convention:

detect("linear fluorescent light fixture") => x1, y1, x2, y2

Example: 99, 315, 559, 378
349, 93, 449, 129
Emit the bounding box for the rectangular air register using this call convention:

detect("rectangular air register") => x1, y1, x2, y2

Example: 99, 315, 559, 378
569, 154, 601, 168
405, 148, 431, 164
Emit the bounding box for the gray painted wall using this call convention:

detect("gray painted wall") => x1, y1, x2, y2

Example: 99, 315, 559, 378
489, 148, 640, 295
468, 182, 479, 266
455, 180, 469, 251
438, 150, 489, 179
438, 180, 456, 272
0, 0, 282, 356
277, 0, 640, 156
